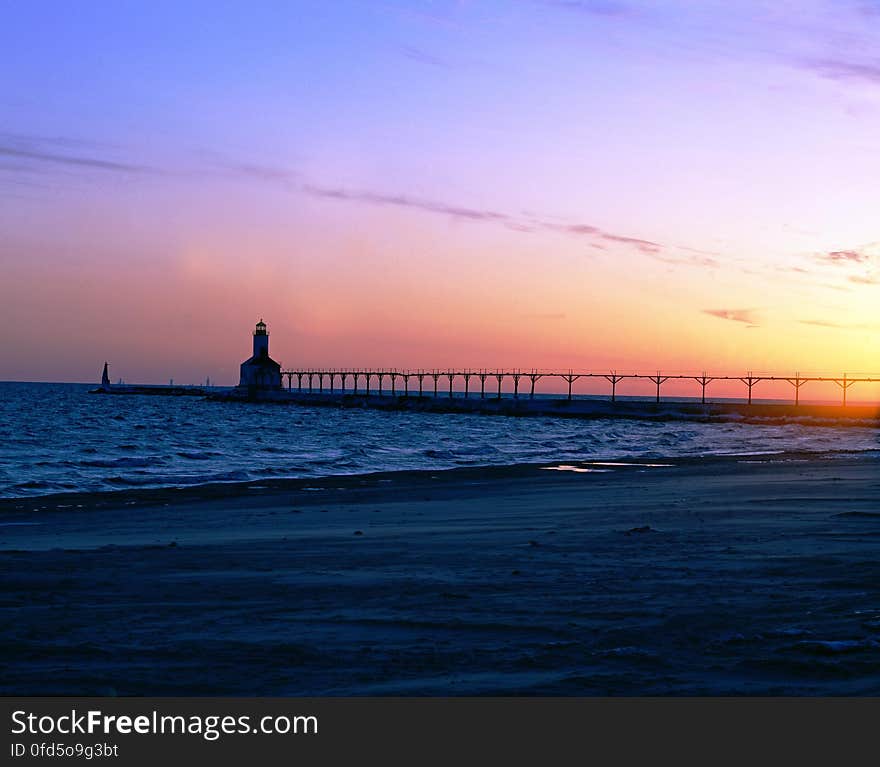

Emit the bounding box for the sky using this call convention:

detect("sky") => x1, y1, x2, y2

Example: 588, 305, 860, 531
2, 0, 880, 396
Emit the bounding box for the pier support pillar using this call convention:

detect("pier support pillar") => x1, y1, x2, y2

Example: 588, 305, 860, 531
740, 373, 759, 406
788, 374, 807, 406
694, 374, 713, 405
562, 373, 580, 401
528, 372, 542, 399
648, 373, 669, 404
604, 373, 623, 403
835, 374, 856, 407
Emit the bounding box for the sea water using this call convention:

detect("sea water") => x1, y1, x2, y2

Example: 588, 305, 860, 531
1, 381, 878, 498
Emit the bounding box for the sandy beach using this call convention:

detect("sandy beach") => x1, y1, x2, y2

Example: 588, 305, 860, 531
2, 455, 880, 696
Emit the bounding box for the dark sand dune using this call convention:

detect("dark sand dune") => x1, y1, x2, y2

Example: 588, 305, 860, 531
2, 456, 880, 695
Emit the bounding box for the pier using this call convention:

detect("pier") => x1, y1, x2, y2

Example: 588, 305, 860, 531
92, 322, 880, 420
279, 369, 880, 408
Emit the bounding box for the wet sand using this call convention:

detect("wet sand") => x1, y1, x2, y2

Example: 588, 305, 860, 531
2, 455, 880, 695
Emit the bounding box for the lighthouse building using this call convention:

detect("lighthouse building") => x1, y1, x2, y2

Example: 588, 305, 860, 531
238, 320, 282, 390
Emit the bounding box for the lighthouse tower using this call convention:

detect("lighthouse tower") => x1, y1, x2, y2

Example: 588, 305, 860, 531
238, 319, 282, 390
253, 319, 270, 358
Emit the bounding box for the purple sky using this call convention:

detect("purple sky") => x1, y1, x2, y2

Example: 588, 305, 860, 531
1, 1, 879, 385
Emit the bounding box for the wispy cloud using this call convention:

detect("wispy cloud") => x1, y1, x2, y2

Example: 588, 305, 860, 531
656, 253, 719, 268
810, 245, 878, 285
802, 58, 880, 85
540, 0, 632, 17
304, 183, 673, 257
818, 248, 871, 264
702, 308, 759, 326
540, 220, 661, 253
399, 45, 451, 67
800, 318, 877, 329
219, 162, 298, 183
0, 134, 155, 175
792, 242, 880, 290
304, 184, 510, 223
2, 132, 706, 263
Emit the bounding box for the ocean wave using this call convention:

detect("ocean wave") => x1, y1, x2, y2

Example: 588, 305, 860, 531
103, 469, 252, 487
11, 480, 65, 491
793, 639, 880, 655
80, 457, 164, 468
176, 451, 221, 460
422, 449, 456, 459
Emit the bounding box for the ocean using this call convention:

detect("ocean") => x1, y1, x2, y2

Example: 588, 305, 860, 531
2, 381, 879, 499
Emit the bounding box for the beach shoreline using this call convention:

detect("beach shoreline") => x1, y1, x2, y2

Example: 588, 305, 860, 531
3, 454, 880, 695
1, 449, 876, 514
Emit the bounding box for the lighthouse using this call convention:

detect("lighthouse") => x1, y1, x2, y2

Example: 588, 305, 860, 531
238, 319, 282, 390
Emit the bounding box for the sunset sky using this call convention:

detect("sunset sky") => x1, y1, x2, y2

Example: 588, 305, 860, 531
2, 1, 880, 393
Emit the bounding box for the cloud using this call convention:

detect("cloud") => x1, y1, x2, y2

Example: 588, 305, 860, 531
304, 184, 510, 223
304, 183, 673, 257
0, 135, 154, 175
858, 1, 880, 15
800, 319, 877, 329
219, 162, 298, 183
803, 58, 880, 85
656, 253, 719, 268
399, 45, 451, 67
818, 249, 870, 264
803, 246, 879, 287
702, 308, 759, 326
598, 232, 662, 254
540, 0, 632, 17
539, 220, 661, 253
2, 132, 707, 263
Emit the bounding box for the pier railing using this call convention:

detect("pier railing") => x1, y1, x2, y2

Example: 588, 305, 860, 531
280, 369, 880, 407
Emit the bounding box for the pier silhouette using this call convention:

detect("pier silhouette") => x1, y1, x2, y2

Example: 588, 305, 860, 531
280, 368, 880, 407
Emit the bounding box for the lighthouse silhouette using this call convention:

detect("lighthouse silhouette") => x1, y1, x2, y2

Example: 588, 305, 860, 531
238, 319, 282, 391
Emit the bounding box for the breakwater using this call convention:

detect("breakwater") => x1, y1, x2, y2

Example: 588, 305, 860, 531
91, 384, 208, 396
207, 389, 880, 424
